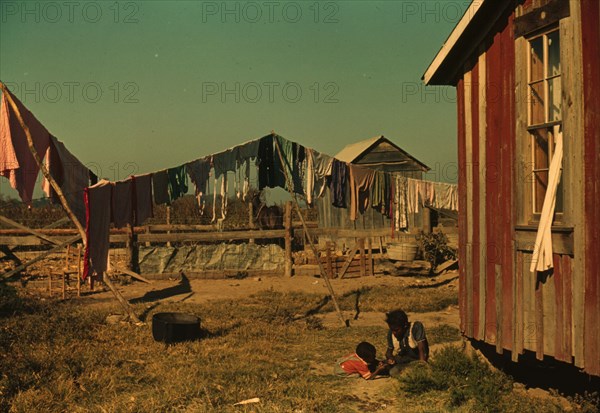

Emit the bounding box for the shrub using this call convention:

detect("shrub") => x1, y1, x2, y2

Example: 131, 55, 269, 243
416, 231, 457, 272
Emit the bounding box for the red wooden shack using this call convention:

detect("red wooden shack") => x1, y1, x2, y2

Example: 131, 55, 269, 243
424, 0, 599, 375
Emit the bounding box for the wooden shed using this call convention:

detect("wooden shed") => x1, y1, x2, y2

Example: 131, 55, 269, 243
424, 0, 599, 375
317, 136, 430, 249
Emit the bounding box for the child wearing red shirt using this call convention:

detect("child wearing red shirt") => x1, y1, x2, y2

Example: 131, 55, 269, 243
334, 342, 388, 380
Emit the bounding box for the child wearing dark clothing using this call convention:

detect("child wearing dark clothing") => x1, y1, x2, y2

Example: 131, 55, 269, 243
385, 309, 429, 376
334, 342, 388, 380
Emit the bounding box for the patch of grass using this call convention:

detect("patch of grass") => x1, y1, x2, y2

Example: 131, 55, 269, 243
427, 324, 461, 345
397, 346, 582, 413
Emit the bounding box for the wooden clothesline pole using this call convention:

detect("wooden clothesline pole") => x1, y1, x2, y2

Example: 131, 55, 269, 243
0, 82, 141, 324
273, 135, 348, 328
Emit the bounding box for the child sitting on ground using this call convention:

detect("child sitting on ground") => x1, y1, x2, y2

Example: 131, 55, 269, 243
334, 341, 388, 380
385, 309, 429, 377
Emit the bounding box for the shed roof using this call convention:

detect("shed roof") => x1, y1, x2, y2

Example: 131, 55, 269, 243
335, 135, 430, 172
423, 0, 512, 86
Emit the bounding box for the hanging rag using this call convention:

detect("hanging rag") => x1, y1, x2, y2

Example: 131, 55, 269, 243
152, 170, 170, 205
273, 135, 294, 190
312, 150, 333, 199
132, 173, 153, 226
42, 135, 90, 226
213, 149, 237, 179
167, 165, 188, 201
112, 179, 133, 229
329, 159, 348, 208
395, 176, 408, 230
258, 134, 280, 189
348, 164, 375, 220
83, 180, 112, 280
186, 158, 210, 194
0, 88, 50, 204
371, 170, 391, 218
530, 126, 563, 273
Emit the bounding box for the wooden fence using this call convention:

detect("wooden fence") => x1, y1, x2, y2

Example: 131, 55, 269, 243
1, 209, 402, 280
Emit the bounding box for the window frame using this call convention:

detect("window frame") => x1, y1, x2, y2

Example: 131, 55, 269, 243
525, 25, 563, 222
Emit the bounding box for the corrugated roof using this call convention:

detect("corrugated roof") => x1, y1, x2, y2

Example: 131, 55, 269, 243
335, 135, 430, 171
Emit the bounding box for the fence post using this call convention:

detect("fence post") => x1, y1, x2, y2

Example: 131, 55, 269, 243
367, 237, 373, 276
284, 201, 293, 277
166, 206, 171, 247
359, 238, 366, 277
248, 200, 255, 244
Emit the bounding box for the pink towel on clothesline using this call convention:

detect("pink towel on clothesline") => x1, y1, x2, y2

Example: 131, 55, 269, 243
0, 89, 50, 203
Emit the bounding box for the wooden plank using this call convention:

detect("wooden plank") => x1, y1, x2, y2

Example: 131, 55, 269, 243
553, 255, 565, 361
111, 267, 153, 284
543, 258, 556, 357
535, 273, 544, 360
562, 0, 586, 370
457, 76, 467, 335
522, 253, 535, 351
464, 69, 474, 339
339, 243, 359, 279
582, 0, 600, 377
367, 238, 373, 276
495, 264, 503, 353
0, 215, 61, 245
484, 27, 499, 345
137, 230, 286, 243
471, 62, 481, 340
0, 234, 128, 246
477, 49, 487, 342
562, 254, 573, 362
514, 0, 570, 38
501, 13, 516, 352
513, 251, 524, 361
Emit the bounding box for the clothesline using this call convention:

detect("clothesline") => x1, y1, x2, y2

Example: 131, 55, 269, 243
1, 85, 458, 281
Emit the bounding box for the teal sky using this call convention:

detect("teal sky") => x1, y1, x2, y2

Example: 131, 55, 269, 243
1, 0, 461, 199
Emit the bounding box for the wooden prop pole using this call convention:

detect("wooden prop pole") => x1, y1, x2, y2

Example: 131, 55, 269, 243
0, 83, 141, 324
273, 136, 348, 328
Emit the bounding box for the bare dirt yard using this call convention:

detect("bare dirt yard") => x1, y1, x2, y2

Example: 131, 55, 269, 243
1, 270, 597, 412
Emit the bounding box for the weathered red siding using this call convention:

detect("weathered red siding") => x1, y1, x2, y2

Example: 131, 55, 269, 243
457, 78, 467, 335
482, 11, 516, 347
451, 0, 598, 375
471, 62, 481, 340
582, 0, 600, 377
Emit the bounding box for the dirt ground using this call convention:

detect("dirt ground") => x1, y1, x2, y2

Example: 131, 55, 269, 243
67, 272, 458, 411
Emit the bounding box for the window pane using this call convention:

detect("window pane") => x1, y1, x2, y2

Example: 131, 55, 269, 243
548, 77, 562, 122
530, 37, 544, 82
533, 129, 549, 170
529, 82, 545, 125
547, 30, 560, 76
534, 171, 548, 214
532, 129, 550, 214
